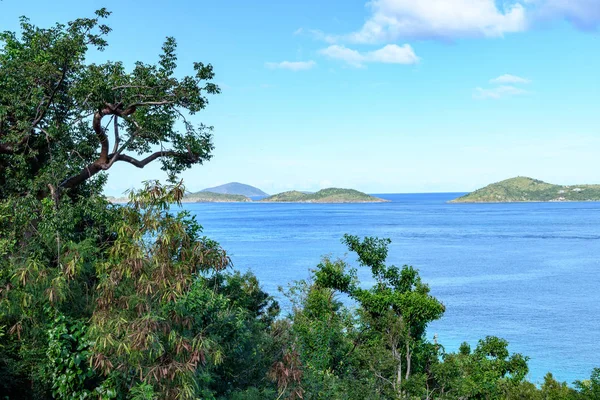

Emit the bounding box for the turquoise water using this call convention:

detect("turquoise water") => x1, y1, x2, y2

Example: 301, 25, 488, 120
180, 193, 600, 384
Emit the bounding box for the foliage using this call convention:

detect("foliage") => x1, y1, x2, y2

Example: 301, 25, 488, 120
0, 10, 220, 398
574, 368, 600, 399
283, 237, 600, 400
87, 181, 280, 399
46, 314, 95, 399
0, 8, 218, 200
431, 337, 529, 398
314, 235, 445, 395
261, 188, 387, 203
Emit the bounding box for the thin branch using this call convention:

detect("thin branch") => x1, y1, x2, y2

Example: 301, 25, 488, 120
121, 100, 174, 116
67, 111, 95, 129
31, 66, 68, 128
111, 85, 155, 90
374, 371, 396, 389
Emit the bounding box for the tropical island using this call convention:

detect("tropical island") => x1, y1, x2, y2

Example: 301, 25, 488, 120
260, 188, 388, 203
108, 187, 386, 203
200, 182, 268, 197
451, 176, 600, 203
183, 191, 252, 203
108, 191, 252, 203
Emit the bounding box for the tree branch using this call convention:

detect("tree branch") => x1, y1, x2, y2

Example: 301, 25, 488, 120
115, 150, 178, 168
59, 162, 103, 189
59, 150, 180, 189
112, 115, 120, 155
0, 136, 30, 154
93, 108, 111, 163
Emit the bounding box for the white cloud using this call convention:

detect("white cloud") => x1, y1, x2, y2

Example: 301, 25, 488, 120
490, 74, 531, 84
265, 60, 316, 71
342, 0, 528, 43
319, 44, 419, 67
319, 45, 365, 67
297, 29, 338, 43
473, 85, 530, 99
300, 0, 598, 45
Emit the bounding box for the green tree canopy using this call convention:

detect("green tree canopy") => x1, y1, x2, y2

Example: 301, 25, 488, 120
0, 9, 218, 200
314, 235, 445, 395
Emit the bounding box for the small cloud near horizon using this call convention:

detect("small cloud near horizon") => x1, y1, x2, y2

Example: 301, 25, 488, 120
265, 60, 316, 71
490, 74, 531, 84
473, 85, 530, 100
319, 44, 419, 68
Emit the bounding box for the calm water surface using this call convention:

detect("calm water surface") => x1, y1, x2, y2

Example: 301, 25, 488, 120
180, 193, 600, 384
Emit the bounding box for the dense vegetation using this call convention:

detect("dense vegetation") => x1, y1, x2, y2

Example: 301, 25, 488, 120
261, 188, 387, 203
451, 177, 600, 203
1, 11, 599, 400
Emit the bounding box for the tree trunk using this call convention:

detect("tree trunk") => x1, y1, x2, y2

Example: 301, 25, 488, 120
392, 343, 402, 392
405, 342, 411, 380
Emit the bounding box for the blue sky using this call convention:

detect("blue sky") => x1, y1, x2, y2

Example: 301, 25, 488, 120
1, 0, 599, 194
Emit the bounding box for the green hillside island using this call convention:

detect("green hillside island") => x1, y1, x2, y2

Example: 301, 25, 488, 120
108, 191, 251, 203
201, 182, 268, 196
261, 188, 388, 203
183, 191, 252, 202
451, 177, 600, 203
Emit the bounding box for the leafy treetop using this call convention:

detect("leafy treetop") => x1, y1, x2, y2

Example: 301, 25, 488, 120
0, 9, 219, 199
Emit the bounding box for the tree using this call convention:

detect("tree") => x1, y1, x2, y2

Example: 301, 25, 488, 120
314, 235, 445, 396
574, 368, 600, 399
88, 181, 279, 398
0, 10, 222, 399
0, 9, 218, 200
432, 337, 529, 399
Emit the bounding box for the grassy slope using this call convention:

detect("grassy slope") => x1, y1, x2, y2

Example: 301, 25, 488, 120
183, 191, 251, 202
261, 188, 387, 203
451, 177, 600, 203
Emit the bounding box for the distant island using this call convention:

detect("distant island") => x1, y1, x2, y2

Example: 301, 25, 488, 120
107, 187, 386, 204
261, 188, 388, 203
108, 191, 251, 203
200, 182, 268, 197
182, 191, 252, 203
451, 177, 600, 203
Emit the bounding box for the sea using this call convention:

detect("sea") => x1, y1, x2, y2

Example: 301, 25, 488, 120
178, 193, 600, 384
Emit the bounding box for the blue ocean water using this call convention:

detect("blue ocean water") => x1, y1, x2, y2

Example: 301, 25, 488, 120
180, 193, 600, 384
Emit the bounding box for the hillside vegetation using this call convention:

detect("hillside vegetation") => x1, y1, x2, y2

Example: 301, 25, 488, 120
184, 191, 252, 202
261, 188, 388, 203
451, 177, 600, 203
108, 191, 251, 203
